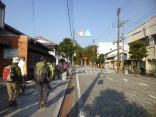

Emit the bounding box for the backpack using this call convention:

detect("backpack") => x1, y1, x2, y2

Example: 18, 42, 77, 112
34, 62, 50, 84
55, 65, 61, 71
3, 65, 16, 81
63, 64, 68, 70
46, 62, 54, 79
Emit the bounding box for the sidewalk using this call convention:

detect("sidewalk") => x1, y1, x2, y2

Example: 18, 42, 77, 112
0, 78, 70, 117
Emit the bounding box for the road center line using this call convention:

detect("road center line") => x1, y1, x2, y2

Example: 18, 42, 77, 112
149, 95, 156, 99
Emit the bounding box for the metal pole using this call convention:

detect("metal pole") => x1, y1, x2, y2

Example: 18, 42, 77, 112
121, 20, 128, 71
72, 31, 75, 66
122, 24, 124, 71
117, 8, 120, 73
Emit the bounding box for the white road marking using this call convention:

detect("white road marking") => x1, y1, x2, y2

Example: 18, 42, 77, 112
76, 74, 81, 99
76, 74, 85, 117
139, 83, 148, 86
149, 95, 156, 99
107, 78, 113, 80
123, 79, 128, 82
134, 82, 148, 87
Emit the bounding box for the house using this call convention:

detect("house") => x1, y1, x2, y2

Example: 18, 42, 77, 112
0, 1, 55, 78
97, 42, 129, 70
34, 36, 67, 64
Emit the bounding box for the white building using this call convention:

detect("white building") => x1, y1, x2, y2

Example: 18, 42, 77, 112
97, 42, 117, 57
97, 42, 129, 70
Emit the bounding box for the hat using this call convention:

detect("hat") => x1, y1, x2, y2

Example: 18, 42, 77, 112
12, 57, 19, 63
40, 56, 45, 61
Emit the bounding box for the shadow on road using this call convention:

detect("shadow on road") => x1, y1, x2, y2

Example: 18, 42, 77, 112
68, 72, 150, 117
0, 80, 68, 117
83, 89, 150, 117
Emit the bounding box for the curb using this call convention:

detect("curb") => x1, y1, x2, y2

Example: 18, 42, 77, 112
52, 79, 70, 117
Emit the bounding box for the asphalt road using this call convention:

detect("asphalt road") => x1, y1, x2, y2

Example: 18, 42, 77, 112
75, 66, 156, 117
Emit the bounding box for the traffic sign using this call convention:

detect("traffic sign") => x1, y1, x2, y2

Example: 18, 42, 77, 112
84, 29, 91, 37
78, 30, 84, 37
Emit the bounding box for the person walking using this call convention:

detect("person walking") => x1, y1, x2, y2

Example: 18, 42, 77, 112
46, 59, 55, 81
18, 56, 27, 94
34, 56, 51, 108
55, 62, 62, 79
3, 57, 22, 107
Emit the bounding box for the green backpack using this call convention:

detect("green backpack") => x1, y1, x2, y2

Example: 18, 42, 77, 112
35, 62, 49, 84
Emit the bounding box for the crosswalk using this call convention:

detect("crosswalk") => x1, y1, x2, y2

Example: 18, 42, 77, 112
74, 68, 115, 74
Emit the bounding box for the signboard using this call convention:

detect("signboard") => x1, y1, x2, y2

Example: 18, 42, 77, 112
84, 29, 91, 37
78, 30, 84, 37
3, 48, 18, 58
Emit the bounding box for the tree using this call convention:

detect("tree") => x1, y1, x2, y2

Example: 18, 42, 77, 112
58, 38, 75, 61
83, 45, 97, 64
129, 40, 148, 74
97, 54, 104, 64
74, 44, 83, 65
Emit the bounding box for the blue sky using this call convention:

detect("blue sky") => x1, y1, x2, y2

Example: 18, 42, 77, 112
2, 0, 156, 47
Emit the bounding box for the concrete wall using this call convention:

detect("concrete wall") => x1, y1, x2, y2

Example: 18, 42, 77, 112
128, 16, 156, 43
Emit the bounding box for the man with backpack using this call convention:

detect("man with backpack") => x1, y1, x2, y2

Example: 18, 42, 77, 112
55, 62, 62, 79
63, 62, 68, 72
3, 57, 22, 107
34, 56, 51, 108
46, 59, 55, 81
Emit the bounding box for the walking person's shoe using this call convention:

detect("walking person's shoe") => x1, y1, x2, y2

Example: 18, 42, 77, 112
8, 101, 13, 107
39, 101, 47, 108
12, 100, 17, 106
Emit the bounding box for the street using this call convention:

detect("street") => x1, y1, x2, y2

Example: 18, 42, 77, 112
0, 79, 69, 117
72, 66, 156, 117
0, 66, 156, 117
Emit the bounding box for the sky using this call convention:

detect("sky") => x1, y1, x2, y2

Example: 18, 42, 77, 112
2, 0, 156, 48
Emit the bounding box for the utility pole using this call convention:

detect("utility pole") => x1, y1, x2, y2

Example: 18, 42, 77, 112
72, 31, 75, 66
117, 8, 120, 73
120, 20, 129, 71
122, 24, 124, 72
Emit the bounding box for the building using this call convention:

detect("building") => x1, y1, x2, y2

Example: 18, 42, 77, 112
0, 1, 56, 78
0, 24, 56, 78
97, 42, 117, 57
97, 42, 129, 70
127, 16, 156, 76
34, 36, 67, 64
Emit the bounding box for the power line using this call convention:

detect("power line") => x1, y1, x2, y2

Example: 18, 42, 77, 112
125, 6, 156, 33
65, 0, 73, 36
69, 0, 75, 34
94, 15, 117, 40
32, 0, 36, 38
120, 0, 140, 18
94, 0, 129, 41
120, 0, 130, 11
65, 0, 75, 65
122, 0, 156, 21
